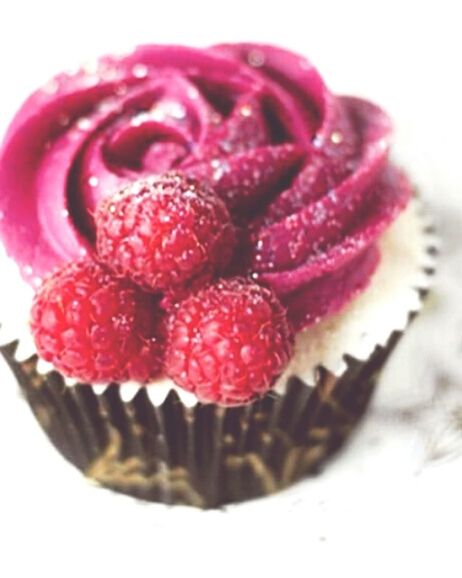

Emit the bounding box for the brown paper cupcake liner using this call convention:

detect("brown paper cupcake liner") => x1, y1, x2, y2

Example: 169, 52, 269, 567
1, 325, 403, 508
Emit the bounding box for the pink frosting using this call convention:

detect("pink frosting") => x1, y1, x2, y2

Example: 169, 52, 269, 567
0, 44, 411, 330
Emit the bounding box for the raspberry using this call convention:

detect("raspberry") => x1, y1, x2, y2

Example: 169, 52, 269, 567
30, 259, 165, 383
95, 173, 236, 293
165, 278, 293, 405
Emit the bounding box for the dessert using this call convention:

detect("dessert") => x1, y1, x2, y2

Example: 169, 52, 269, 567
0, 44, 435, 507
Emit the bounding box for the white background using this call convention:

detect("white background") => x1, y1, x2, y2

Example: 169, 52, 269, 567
1, 1, 462, 576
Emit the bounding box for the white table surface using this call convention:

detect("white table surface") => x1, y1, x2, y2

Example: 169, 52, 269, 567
1, 1, 461, 576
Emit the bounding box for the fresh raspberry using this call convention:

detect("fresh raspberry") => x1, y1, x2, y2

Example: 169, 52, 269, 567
30, 259, 165, 383
165, 278, 293, 405
95, 173, 236, 293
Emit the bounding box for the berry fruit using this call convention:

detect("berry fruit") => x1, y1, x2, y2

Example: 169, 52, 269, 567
30, 259, 164, 383
95, 173, 236, 293
165, 278, 293, 405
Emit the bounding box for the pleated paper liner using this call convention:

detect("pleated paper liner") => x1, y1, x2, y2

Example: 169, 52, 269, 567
1, 330, 401, 507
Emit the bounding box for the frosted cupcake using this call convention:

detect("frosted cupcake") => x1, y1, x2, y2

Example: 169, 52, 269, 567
0, 44, 435, 507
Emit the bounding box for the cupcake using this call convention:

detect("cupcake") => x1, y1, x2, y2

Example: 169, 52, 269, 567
0, 44, 435, 507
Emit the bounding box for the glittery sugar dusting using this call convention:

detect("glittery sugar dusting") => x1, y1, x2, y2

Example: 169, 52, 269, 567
0, 43, 411, 329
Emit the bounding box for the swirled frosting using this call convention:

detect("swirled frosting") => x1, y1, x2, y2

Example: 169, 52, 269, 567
0, 44, 411, 330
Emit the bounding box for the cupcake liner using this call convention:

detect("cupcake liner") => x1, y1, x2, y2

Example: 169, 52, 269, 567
1, 336, 396, 507
0, 200, 437, 507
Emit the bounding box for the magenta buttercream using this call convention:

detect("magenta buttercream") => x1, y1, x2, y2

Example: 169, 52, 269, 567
0, 44, 411, 330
